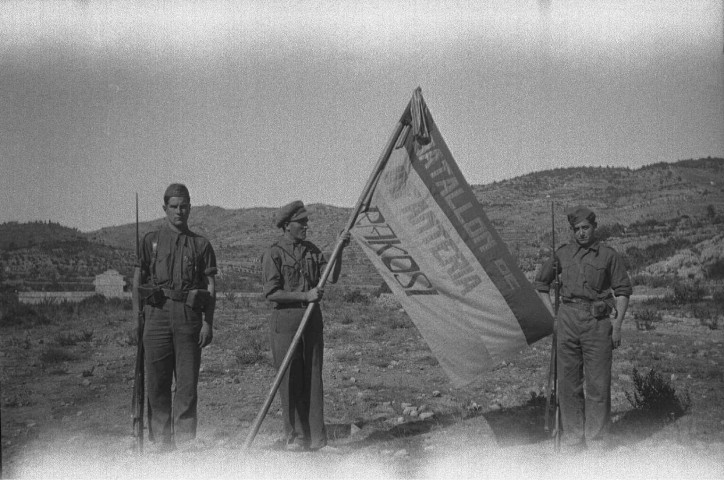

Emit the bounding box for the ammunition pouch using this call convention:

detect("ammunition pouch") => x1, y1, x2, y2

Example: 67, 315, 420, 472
138, 285, 165, 308
185, 289, 211, 312
590, 300, 611, 319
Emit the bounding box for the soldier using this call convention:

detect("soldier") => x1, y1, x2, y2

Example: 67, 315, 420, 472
534, 205, 632, 451
261, 200, 349, 451
137, 183, 217, 452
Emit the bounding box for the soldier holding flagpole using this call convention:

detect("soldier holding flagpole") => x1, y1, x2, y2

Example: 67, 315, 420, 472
260, 201, 350, 451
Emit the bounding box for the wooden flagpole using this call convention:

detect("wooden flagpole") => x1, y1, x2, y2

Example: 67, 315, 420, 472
241, 99, 413, 450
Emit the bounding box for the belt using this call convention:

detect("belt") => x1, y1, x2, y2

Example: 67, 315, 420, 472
162, 288, 188, 302
561, 298, 592, 312
562, 297, 593, 305
275, 301, 310, 310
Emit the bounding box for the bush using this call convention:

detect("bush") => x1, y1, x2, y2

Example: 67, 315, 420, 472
713, 289, 724, 307
40, 346, 77, 364
623, 237, 692, 272
630, 274, 674, 289
342, 289, 370, 304
595, 223, 626, 242
77, 294, 108, 309
121, 327, 139, 346
625, 368, 690, 421
693, 304, 720, 330
0, 293, 51, 327
54, 330, 94, 346
633, 308, 661, 331
222, 291, 238, 309
706, 259, 724, 280
235, 334, 266, 365
671, 281, 706, 304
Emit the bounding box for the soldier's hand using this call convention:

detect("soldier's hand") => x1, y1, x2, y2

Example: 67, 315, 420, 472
199, 321, 213, 348
611, 327, 622, 349
306, 287, 324, 303
338, 231, 351, 248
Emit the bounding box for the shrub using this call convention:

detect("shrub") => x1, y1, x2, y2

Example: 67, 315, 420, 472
706, 259, 724, 280
40, 346, 77, 364
235, 334, 266, 365
54, 330, 94, 346
378, 312, 414, 330
342, 289, 369, 304
693, 304, 720, 330
671, 281, 706, 304
633, 308, 661, 331
623, 237, 692, 272
223, 291, 238, 309
120, 326, 139, 346
595, 223, 626, 241
337, 312, 355, 325
78, 294, 108, 309
625, 367, 690, 421
713, 289, 724, 307
0, 293, 52, 327
630, 274, 674, 289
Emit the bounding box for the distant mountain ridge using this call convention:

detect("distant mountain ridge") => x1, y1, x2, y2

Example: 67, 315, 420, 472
3, 158, 723, 292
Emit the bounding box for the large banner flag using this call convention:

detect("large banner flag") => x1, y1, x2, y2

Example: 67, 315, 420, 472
352, 88, 554, 387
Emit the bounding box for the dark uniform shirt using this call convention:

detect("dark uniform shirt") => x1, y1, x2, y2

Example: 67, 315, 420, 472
140, 224, 217, 291
262, 236, 327, 299
534, 240, 632, 301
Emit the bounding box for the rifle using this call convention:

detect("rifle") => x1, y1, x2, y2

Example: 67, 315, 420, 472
544, 201, 561, 451
131, 193, 145, 454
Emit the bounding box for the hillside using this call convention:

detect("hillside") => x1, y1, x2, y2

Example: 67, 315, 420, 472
0, 222, 135, 291
2, 158, 723, 292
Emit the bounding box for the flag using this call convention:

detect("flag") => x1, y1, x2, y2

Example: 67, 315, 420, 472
352, 88, 554, 387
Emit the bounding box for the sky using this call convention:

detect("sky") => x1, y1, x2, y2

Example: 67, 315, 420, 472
1, 0, 722, 232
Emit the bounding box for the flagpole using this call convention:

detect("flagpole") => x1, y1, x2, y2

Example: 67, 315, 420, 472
241, 100, 413, 451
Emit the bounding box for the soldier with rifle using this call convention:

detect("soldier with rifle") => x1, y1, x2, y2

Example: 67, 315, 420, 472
543, 201, 562, 451
135, 183, 217, 453
534, 205, 631, 452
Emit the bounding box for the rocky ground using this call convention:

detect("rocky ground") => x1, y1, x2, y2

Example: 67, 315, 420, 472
1, 293, 723, 479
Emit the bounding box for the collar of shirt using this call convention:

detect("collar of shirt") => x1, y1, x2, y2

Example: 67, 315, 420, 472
162, 222, 191, 239
574, 239, 600, 256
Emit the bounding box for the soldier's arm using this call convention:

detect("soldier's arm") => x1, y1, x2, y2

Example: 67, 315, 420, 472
611, 295, 629, 349
205, 276, 216, 323
198, 275, 215, 348
610, 251, 632, 348
198, 241, 217, 348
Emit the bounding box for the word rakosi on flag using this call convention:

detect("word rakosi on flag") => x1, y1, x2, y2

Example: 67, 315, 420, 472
352, 88, 553, 387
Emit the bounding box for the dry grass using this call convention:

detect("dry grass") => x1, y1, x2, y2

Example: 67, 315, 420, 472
1, 291, 723, 477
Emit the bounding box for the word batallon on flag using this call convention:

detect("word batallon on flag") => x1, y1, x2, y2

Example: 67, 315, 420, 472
352, 88, 554, 387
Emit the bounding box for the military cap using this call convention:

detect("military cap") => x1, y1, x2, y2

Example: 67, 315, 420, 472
275, 200, 308, 228
164, 183, 190, 200
566, 205, 596, 226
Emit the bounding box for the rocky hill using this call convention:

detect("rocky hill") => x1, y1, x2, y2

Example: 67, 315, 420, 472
3, 158, 723, 293
0, 222, 135, 291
